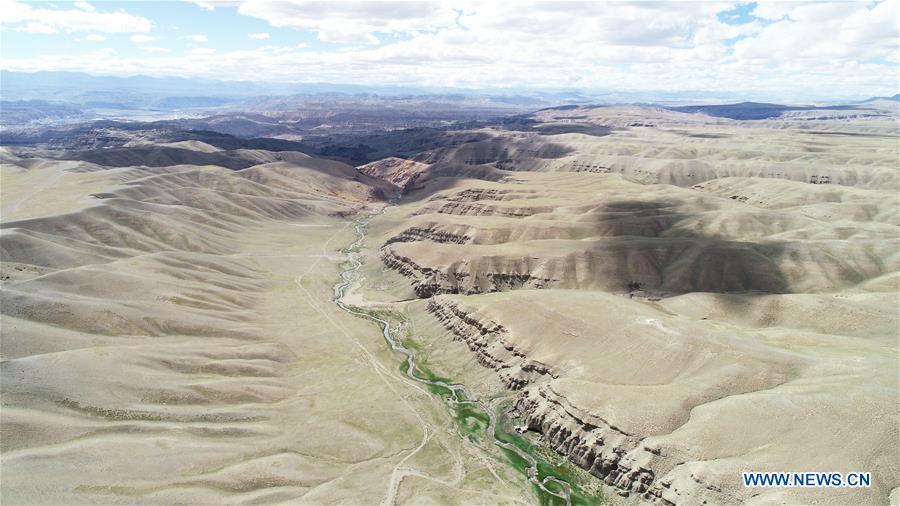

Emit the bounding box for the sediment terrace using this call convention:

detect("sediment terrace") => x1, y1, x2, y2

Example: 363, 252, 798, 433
2, 103, 898, 505
0, 144, 541, 504
359, 106, 900, 504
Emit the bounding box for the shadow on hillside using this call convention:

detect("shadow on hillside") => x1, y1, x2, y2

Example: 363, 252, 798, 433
386, 181, 876, 297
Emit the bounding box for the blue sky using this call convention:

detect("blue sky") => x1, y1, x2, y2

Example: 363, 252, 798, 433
1, 1, 898, 100
2, 1, 337, 59
718, 2, 764, 25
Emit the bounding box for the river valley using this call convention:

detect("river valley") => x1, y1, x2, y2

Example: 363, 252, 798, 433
331, 204, 607, 506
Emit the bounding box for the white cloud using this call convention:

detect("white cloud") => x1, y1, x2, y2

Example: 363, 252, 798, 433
84, 33, 106, 41
18, 22, 60, 34
138, 46, 170, 53
74, 1, 95, 12
185, 34, 208, 42
237, 1, 458, 44
130, 34, 157, 43
751, 2, 794, 21
189, 1, 216, 10
734, 1, 899, 64
2, 0, 898, 100
249, 32, 270, 39
186, 0, 241, 11
2, 0, 151, 34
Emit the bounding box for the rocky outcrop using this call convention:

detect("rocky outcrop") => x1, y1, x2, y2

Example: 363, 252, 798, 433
385, 226, 471, 245
516, 387, 667, 500
426, 299, 555, 390
413, 201, 554, 217
440, 188, 542, 202
380, 248, 458, 298
444, 188, 508, 201
425, 298, 739, 505
381, 247, 554, 297
356, 157, 429, 191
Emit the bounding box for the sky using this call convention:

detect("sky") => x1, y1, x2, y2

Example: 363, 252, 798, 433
1, 0, 898, 100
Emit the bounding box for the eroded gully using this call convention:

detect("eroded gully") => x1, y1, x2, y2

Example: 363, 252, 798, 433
331, 205, 573, 506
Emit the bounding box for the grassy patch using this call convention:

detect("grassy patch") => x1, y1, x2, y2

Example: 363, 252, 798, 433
401, 344, 485, 440
354, 306, 402, 322
348, 303, 605, 505
494, 414, 607, 506
454, 402, 490, 442
499, 445, 531, 475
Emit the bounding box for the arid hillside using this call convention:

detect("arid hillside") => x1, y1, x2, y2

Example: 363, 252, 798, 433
1, 104, 898, 506
357, 106, 900, 505
0, 142, 542, 505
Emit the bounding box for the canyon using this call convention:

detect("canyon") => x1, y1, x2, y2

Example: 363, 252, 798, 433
355, 104, 900, 504
2, 101, 898, 504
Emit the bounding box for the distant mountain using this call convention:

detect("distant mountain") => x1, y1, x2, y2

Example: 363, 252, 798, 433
668, 101, 862, 120
858, 93, 900, 103
0, 70, 542, 107
0, 70, 366, 101
669, 102, 796, 120
0, 71, 547, 126
3, 71, 895, 127
0, 100, 85, 125
0, 70, 321, 115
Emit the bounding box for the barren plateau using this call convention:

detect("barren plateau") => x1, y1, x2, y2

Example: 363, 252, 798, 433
1, 103, 898, 505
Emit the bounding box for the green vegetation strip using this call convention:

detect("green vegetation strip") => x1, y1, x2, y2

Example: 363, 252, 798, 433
495, 425, 606, 506
351, 305, 605, 505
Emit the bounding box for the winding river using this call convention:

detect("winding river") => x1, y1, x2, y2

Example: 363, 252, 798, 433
331, 205, 573, 505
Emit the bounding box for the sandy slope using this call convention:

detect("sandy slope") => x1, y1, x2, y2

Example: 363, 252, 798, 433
2, 104, 897, 505
360, 107, 900, 504
0, 146, 532, 504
